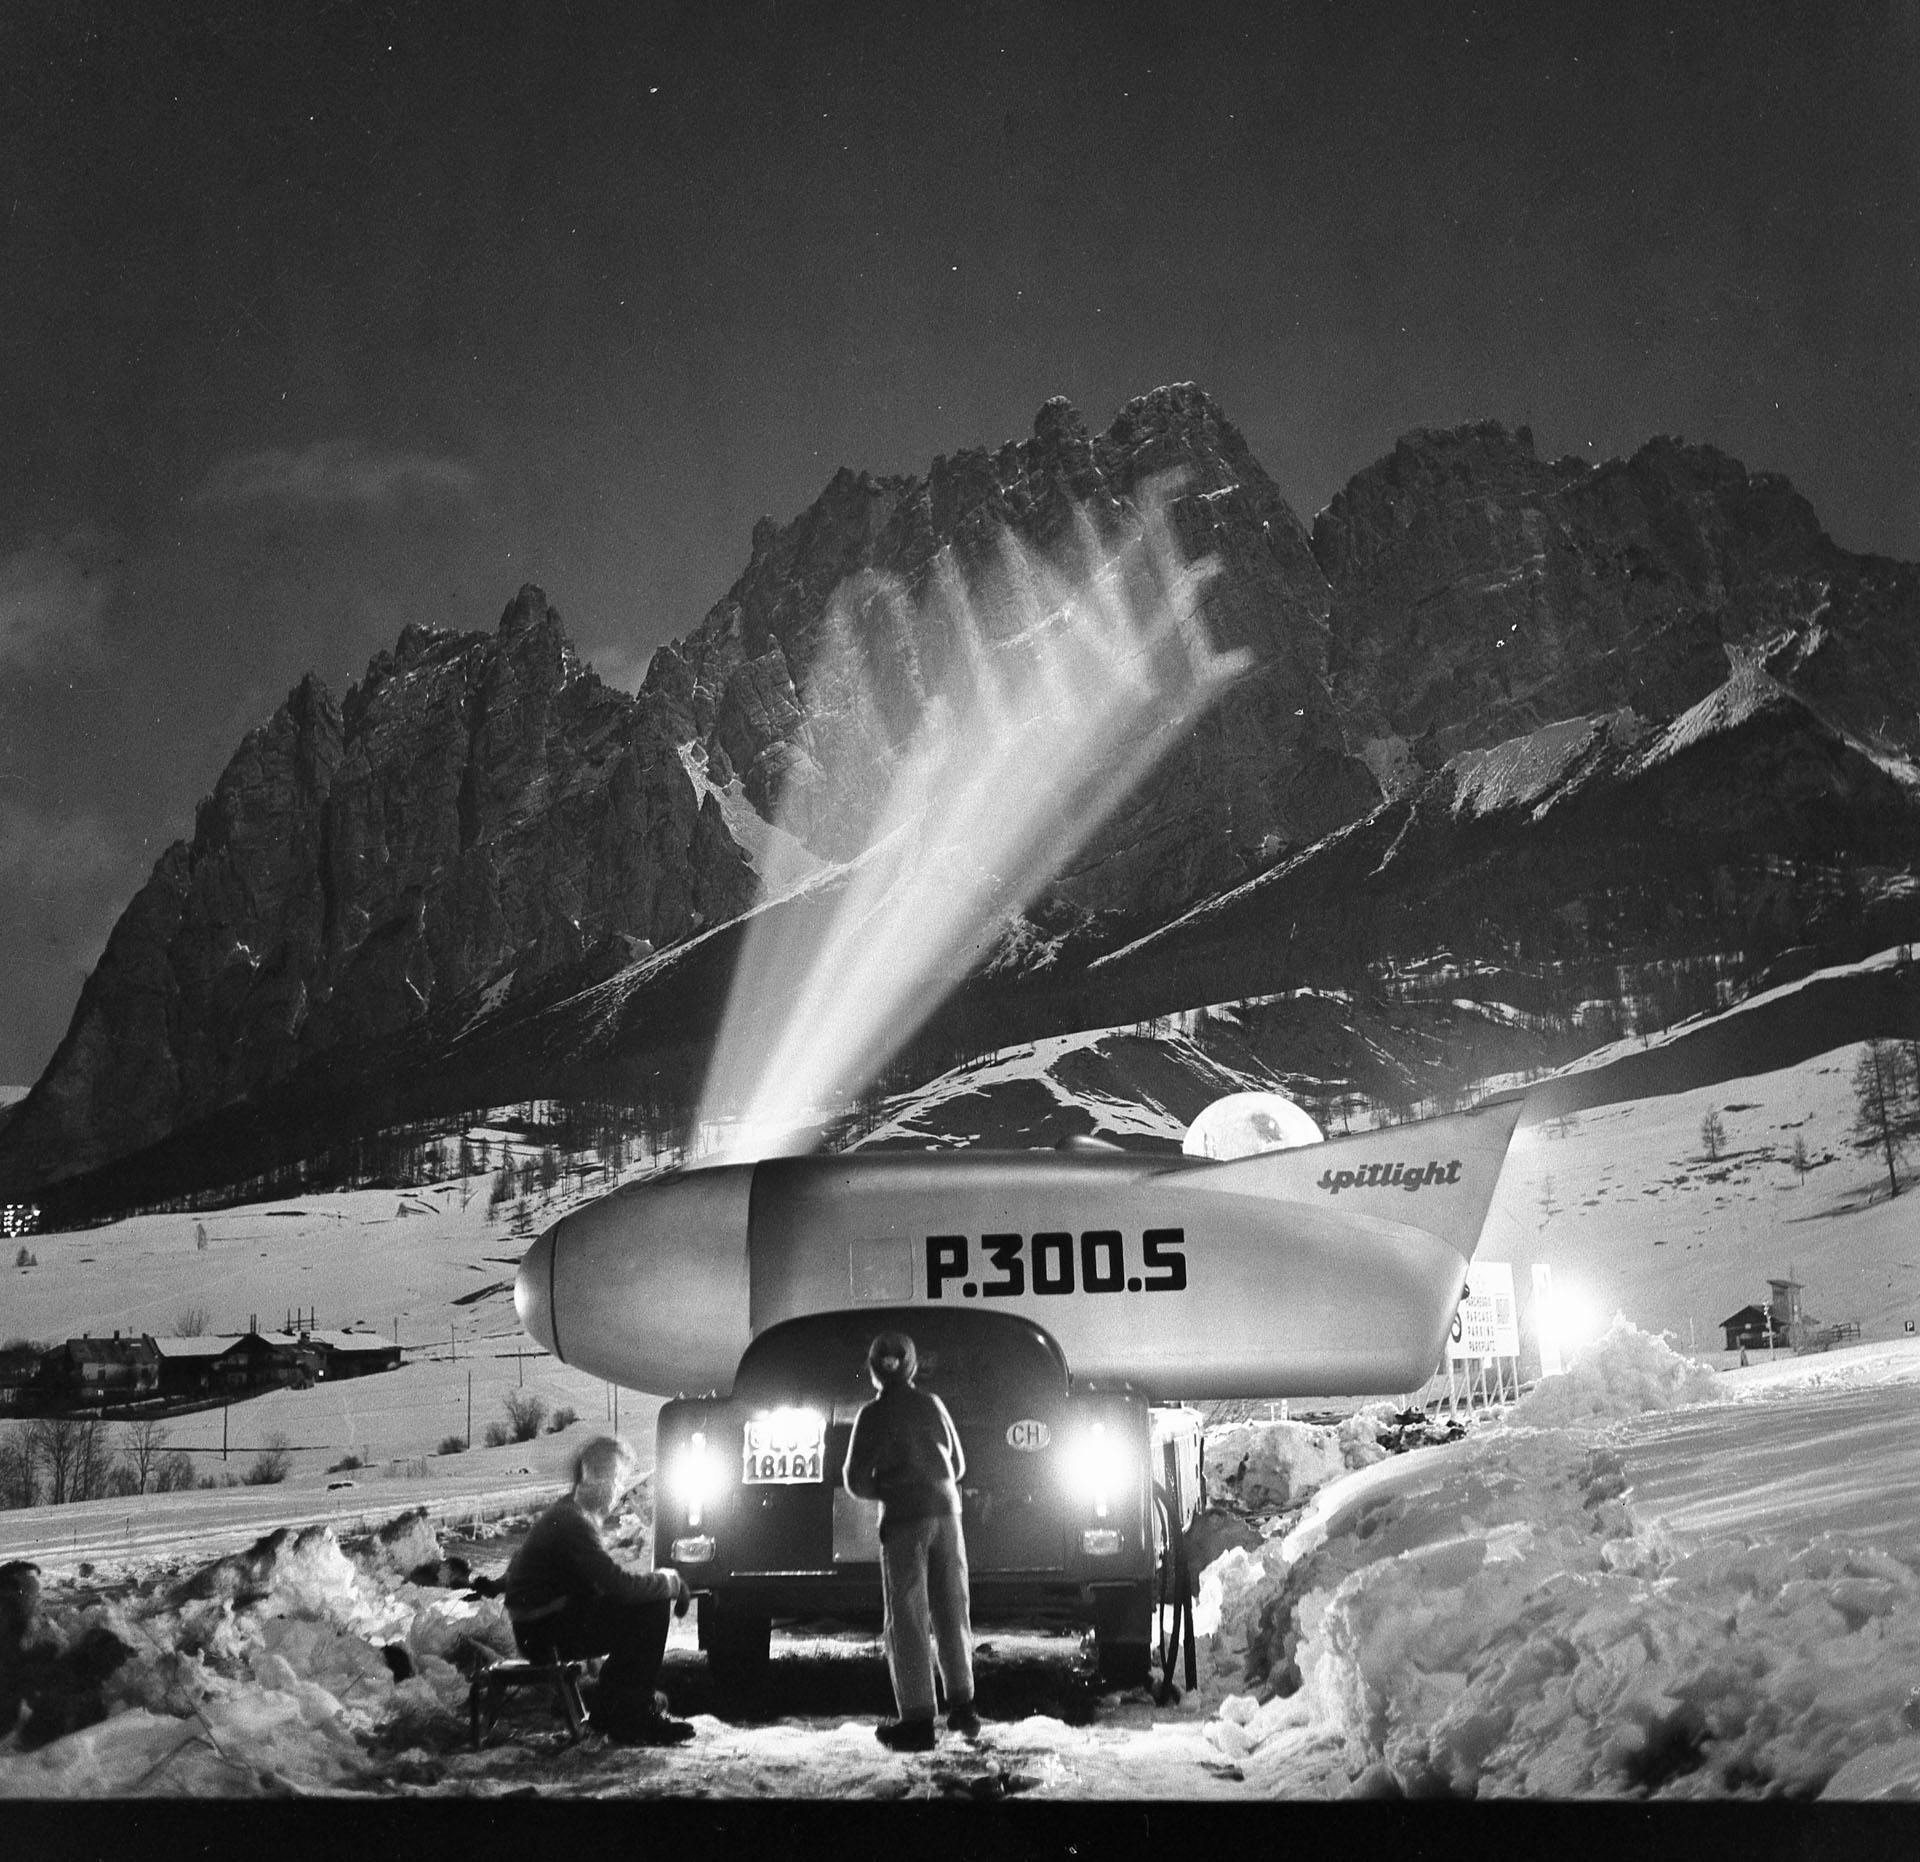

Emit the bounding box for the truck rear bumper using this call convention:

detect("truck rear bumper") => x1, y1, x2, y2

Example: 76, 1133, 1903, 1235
694, 1574, 1147, 1624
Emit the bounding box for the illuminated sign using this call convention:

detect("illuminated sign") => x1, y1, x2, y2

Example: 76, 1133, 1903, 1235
1448, 1261, 1519, 1360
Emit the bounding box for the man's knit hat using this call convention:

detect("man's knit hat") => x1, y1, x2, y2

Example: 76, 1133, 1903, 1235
867, 1330, 917, 1388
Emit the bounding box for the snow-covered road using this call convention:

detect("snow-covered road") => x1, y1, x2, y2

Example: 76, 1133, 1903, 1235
1621, 1381, 1920, 1546
0, 1475, 559, 1576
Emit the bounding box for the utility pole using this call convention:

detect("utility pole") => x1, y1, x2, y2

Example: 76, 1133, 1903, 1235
222, 1404, 228, 1462
466, 1372, 473, 1448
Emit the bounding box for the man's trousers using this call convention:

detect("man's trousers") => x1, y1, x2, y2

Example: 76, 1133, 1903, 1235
879, 1513, 974, 1720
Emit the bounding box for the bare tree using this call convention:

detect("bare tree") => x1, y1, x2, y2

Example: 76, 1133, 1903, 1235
1852, 1039, 1908, 1200
502, 1391, 547, 1442
1790, 1132, 1811, 1184
1700, 1109, 1727, 1161
154, 1450, 198, 1492
175, 1305, 211, 1337
120, 1417, 170, 1494
29, 1416, 108, 1504
0, 1424, 36, 1508
243, 1432, 292, 1486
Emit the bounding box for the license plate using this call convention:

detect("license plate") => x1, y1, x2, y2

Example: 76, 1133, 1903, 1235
742, 1445, 824, 1484
741, 1410, 827, 1485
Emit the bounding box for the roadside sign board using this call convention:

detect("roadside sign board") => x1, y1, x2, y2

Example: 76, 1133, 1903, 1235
1449, 1260, 1519, 1360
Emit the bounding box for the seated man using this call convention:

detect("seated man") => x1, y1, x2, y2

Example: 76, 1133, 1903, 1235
503, 1433, 694, 1745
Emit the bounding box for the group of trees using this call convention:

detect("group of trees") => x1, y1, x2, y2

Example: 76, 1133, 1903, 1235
0, 1416, 200, 1508
101, 1095, 683, 1226
476, 1390, 577, 1448
438, 1392, 579, 1454
1689, 1037, 1919, 1197
0, 1416, 297, 1506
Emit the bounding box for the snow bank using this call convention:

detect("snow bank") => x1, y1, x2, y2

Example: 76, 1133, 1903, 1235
0, 1515, 515, 1796
1204, 1406, 1394, 1515
1196, 1322, 1920, 1799
1508, 1316, 1723, 1427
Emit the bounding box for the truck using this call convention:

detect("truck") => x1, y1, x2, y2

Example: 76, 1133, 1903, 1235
651, 1303, 1205, 1691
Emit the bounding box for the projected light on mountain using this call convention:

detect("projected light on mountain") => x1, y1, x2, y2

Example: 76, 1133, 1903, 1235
697, 476, 1252, 1161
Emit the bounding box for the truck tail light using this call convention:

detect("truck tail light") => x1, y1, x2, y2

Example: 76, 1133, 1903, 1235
1081, 1529, 1122, 1556
670, 1535, 716, 1563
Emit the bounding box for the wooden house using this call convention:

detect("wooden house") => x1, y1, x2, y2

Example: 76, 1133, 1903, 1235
153, 1336, 235, 1401
43, 1334, 161, 1404
266, 1329, 403, 1381
1719, 1304, 1782, 1351
215, 1331, 321, 1393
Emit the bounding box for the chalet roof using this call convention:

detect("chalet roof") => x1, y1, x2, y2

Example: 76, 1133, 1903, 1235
265, 1329, 396, 1352
1719, 1304, 1775, 1328
153, 1336, 239, 1358
61, 1335, 159, 1363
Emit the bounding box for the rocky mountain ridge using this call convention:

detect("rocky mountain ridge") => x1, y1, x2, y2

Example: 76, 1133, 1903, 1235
4, 385, 1918, 1208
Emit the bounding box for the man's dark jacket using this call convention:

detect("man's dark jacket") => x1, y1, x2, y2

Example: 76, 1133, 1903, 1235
843, 1383, 966, 1536
503, 1496, 677, 1623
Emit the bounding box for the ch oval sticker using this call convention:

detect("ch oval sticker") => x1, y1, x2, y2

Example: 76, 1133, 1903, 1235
1006, 1419, 1051, 1452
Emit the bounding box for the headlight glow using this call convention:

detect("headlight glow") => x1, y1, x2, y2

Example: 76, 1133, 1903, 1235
674, 1429, 722, 1528
1063, 1420, 1134, 1519
746, 1406, 826, 1455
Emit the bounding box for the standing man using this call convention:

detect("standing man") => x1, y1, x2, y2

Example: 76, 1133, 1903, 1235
842, 1329, 981, 1749
503, 1434, 694, 1745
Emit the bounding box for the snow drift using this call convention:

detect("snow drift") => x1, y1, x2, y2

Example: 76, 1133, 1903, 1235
1, 1512, 517, 1796
1197, 1322, 1920, 1799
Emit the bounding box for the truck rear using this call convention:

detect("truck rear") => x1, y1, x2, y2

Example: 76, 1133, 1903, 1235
652, 1305, 1197, 1689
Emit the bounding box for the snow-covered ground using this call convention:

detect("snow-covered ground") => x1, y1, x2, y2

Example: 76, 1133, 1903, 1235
6, 1013, 1920, 1799
8, 1325, 1920, 1800
2, 1134, 660, 1503
1479, 1040, 1917, 1358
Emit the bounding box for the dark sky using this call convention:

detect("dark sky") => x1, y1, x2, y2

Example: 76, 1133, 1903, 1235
2, 0, 1917, 1088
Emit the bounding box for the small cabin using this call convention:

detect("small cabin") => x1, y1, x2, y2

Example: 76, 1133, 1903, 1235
1721, 1277, 1808, 1354
1719, 1305, 1783, 1352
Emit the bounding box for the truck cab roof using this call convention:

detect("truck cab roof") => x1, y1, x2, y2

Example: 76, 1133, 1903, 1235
731, 1306, 1070, 1411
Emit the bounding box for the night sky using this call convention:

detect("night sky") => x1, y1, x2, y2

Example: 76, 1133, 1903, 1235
2, 0, 1916, 1089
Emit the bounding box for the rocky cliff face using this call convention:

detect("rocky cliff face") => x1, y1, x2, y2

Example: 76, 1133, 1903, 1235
1313, 422, 1920, 790
5, 387, 1918, 1202
2, 588, 754, 1184
1092, 657, 1920, 1024
646, 384, 1369, 914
